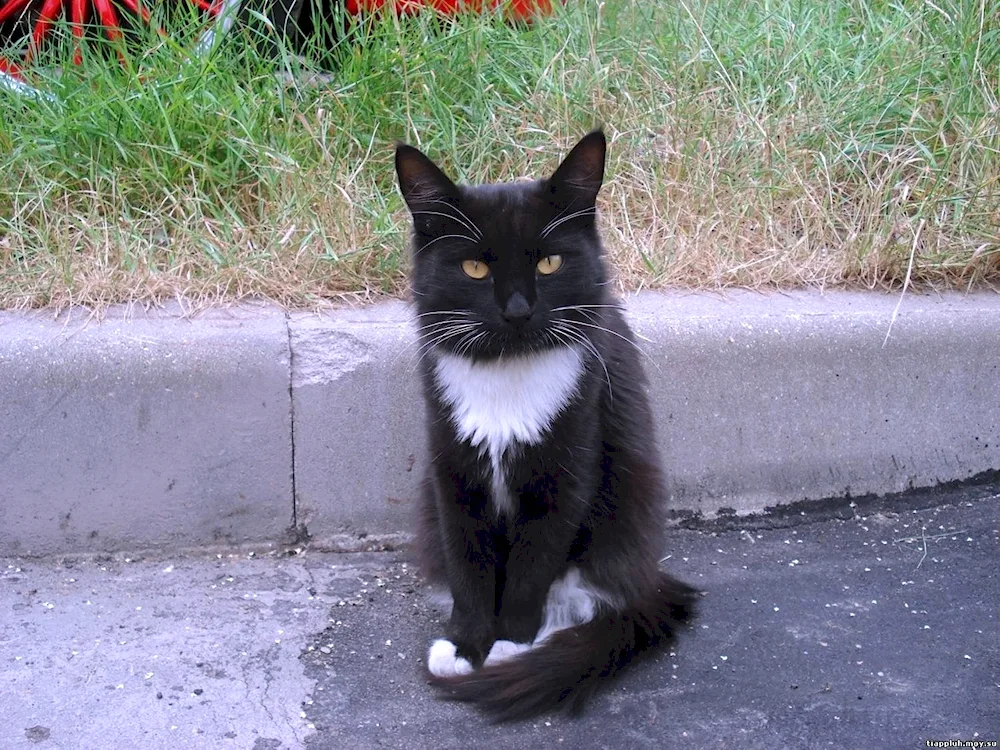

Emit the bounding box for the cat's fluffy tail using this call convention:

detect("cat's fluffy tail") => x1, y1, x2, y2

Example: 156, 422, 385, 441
429, 571, 697, 722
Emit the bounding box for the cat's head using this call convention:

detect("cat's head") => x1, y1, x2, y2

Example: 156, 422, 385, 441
396, 130, 610, 360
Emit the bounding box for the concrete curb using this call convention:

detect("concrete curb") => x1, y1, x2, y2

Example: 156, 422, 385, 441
2, 291, 998, 555
0, 305, 294, 557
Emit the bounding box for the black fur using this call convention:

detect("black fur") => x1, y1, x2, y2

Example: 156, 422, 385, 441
433, 571, 695, 722
396, 130, 697, 721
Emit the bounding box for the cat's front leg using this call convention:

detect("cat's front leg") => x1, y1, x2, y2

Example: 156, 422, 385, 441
429, 479, 498, 673
428, 570, 497, 676
497, 515, 582, 644
446, 580, 497, 667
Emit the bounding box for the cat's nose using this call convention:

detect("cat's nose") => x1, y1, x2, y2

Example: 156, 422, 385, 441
502, 292, 534, 325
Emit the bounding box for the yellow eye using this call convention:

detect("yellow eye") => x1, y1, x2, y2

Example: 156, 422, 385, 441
536, 255, 563, 275
461, 259, 490, 279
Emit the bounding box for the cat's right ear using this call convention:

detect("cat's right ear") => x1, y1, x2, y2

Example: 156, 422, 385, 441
395, 144, 459, 213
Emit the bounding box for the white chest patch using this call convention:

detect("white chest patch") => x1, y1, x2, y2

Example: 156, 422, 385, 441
433, 346, 584, 514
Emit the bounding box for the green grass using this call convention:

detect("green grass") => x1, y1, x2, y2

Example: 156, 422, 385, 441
1, 0, 998, 309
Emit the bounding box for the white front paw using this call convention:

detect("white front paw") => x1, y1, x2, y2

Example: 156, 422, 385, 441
484, 639, 531, 666
427, 639, 473, 678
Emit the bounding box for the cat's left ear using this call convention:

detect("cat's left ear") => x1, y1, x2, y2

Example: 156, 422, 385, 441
548, 130, 606, 207
395, 143, 460, 213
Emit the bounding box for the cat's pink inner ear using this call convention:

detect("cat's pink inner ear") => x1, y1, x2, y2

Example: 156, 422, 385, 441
549, 130, 607, 205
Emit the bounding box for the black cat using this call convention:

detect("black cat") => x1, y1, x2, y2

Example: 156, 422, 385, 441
395, 130, 696, 721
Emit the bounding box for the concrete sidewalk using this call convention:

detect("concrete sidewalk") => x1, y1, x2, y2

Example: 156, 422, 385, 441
2, 483, 997, 749
2, 290, 1000, 556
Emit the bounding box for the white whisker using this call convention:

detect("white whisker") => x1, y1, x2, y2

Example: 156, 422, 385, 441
397, 314, 483, 369
414, 323, 479, 339
539, 207, 597, 238
423, 199, 484, 239
558, 318, 653, 363
411, 327, 474, 368
411, 204, 483, 240
456, 330, 488, 358
414, 233, 479, 254
550, 322, 613, 401
538, 202, 573, 237
412, 309, 476, 319
550, 304, 624, 313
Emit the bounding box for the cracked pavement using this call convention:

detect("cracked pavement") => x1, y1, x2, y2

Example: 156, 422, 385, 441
2, 484, 998, 749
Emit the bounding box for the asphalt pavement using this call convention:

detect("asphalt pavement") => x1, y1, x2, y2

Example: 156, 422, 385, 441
2, 483, 997, 749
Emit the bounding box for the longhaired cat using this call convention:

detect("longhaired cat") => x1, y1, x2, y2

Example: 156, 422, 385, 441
395, 130, 696, 721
